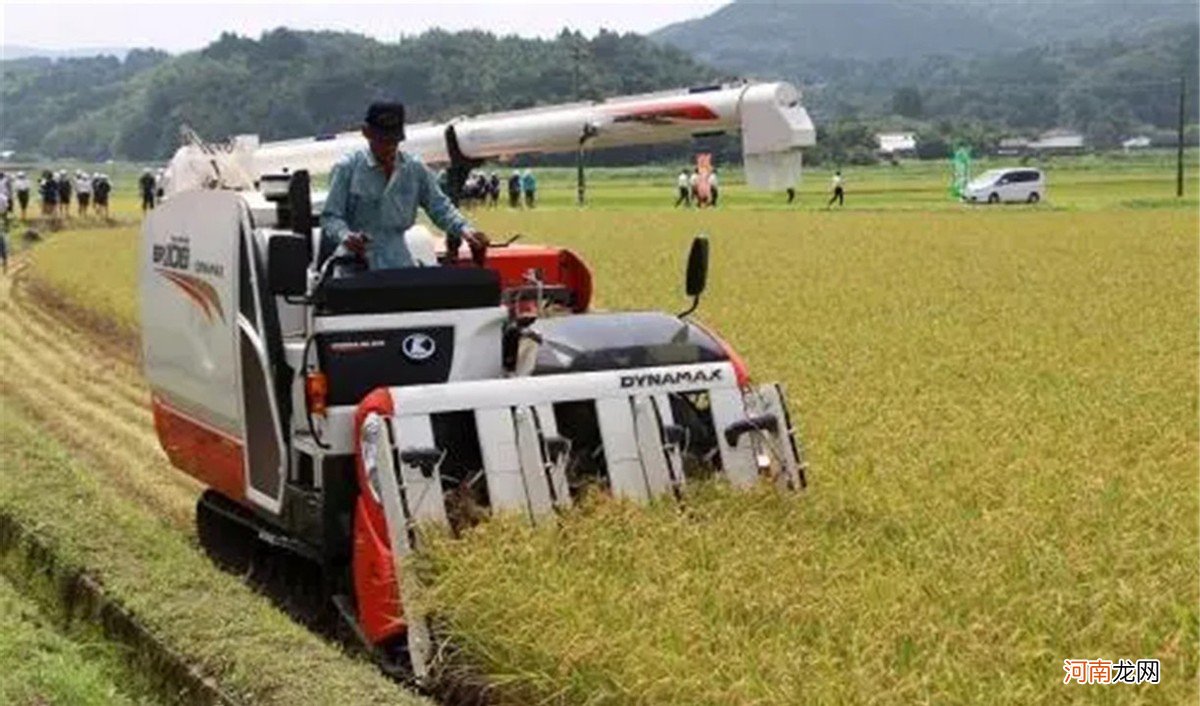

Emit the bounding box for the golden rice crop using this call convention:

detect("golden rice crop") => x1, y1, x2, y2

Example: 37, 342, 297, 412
423, 208, 1199, 704
19, 171, 1200, 703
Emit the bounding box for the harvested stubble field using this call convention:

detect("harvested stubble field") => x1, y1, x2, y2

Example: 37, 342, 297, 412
8, 160, 1199, 704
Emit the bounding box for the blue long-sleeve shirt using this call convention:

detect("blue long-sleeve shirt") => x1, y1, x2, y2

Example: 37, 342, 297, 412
320, 149, 471, 269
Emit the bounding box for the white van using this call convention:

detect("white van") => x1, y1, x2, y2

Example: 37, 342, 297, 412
963, 168, 1046, 204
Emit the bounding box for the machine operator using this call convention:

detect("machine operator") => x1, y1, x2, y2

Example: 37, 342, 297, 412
321, 101, 489, 268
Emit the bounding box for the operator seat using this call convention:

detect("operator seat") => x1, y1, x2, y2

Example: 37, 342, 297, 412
315, 266, 501, 315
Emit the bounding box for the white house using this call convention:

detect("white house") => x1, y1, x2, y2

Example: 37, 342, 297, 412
1122, 136, 1152, 151
877, 132, 917, 155
1029, 129, 1085, 152
996, 138, 1030, 156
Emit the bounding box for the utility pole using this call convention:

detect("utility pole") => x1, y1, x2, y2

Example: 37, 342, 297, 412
573, 40, 588, 206
1177, 75, 1185, 198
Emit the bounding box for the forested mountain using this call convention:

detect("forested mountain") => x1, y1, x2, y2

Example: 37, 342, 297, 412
4, 2, 1197, 163
651, 0, 1198, 141
1, 29, 716, 160
652, 0, 1198, 64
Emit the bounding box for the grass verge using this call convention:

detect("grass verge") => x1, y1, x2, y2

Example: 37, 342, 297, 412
0, 568, 151, 706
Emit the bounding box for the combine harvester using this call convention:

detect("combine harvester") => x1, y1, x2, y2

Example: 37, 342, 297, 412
143, 81, 814, 680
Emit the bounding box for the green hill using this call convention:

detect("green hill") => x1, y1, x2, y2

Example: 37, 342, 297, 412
652, 0, 1198, 64
651, 1, 1199, 139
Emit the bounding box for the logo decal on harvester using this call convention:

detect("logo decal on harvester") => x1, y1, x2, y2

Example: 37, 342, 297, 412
620, 368, 723, 389
401, 333, 436, 361
154, 235, 225, 324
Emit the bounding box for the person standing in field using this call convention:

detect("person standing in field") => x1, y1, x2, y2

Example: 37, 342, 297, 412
93, 173, 111, 219
709, 169, 720, 207
674, 169, 691, 207
56, 171, 72, 219
507, 170, 522, 208
0, 172, 11, 220
139, 169, 156, 211
14, 172, 30, 220
786, 186, 796, 204
75, 170, 92, 217
0, 186, 9, 231
521, 169, 537, 208
689, 168, 699, 205
826, 170, 845, 208
39, 171, 57, 217
0, 221, 8, 275
488, 172, 500, 208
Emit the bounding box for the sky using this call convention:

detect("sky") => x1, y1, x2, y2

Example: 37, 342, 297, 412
2, 0, 729, 53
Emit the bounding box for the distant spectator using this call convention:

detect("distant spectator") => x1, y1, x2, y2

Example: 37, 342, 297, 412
139, 168, 156, 211
707, 169, 720, 207
689, 169, 700, 205
56, 171, 72, 218
507, 170, 521, 208
14, 172, 30, 220
39, 171, 57, 217
521, 169, 537, 208
0, 186, 8, 231
0, 172, 10, 219
75, 170, 92, 216
674, 169, 690, 207
93, 173, 111, 218
826, 170, 845, 208
488, 171, 500, 208
155, 168, 166, 200
0, 223, 7, 275
786, 187, 796, 204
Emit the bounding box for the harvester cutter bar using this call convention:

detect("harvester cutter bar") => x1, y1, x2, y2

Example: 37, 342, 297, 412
358, 362, 805, 681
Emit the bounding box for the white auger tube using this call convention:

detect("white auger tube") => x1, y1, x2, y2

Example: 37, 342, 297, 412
250, 81, 814, 190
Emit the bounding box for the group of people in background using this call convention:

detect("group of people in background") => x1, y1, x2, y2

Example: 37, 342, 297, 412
0, 169, 114, 223
452, 168, 538, 210
674, 167, 719, 208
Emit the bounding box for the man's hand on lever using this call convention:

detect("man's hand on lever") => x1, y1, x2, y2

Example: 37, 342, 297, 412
447, 229, 490, 266
341, 231, 370, 257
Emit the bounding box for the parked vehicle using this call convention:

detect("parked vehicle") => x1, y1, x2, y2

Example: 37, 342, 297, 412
963, 168, 1045, 204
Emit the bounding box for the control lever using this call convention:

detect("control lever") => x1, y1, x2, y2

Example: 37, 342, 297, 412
399, 448, 443, 479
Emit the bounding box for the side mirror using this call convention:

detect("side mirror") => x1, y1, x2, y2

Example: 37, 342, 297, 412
288, 170, 313, 237
268, 234, 310, 297
679, 235, 709, 318
686, 235, 709, 297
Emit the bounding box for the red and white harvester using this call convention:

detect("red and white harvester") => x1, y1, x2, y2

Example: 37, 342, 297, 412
142, 81, 814, 679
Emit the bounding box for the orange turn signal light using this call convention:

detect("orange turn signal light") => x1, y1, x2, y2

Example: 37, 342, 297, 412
305, 371, 328, 417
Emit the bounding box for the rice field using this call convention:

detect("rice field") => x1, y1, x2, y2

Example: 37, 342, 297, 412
9, 159, 1199, 703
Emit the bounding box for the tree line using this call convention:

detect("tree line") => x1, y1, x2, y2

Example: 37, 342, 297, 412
1, 28, 717, 161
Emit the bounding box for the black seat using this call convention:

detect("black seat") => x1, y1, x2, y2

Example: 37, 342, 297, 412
315, 266, 501, 315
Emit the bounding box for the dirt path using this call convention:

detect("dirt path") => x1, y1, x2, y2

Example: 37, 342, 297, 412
0, 260, 199, 529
